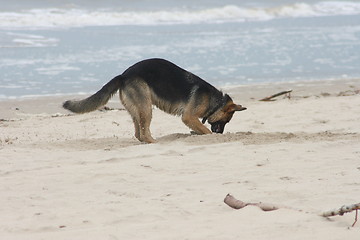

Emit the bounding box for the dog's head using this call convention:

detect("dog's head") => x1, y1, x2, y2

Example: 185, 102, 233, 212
205, 94, 246, 134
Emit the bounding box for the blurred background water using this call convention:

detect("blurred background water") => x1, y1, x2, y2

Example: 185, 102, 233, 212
0, 0, 360, 99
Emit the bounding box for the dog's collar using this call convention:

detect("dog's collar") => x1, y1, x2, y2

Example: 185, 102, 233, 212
201, 117, 208, 124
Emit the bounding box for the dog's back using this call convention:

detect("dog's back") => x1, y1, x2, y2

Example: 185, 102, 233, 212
120, 58, 222, 107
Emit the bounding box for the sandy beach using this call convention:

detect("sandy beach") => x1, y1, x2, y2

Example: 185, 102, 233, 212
1, 79, 360, 239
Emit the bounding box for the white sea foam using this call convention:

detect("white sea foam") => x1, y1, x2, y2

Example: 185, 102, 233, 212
0, 1, 360, 28
36, 65, 81, 75
0, 84, 24, 89
2, 32, 59, 47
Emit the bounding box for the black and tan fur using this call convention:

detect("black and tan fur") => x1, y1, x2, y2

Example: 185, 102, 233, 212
63, 58, 246, 143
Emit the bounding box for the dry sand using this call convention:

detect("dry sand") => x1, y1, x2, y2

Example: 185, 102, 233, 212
1, 79, 360, 239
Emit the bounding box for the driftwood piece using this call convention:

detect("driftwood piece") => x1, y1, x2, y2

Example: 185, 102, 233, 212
224, 194, 359, 227
322, 203, 360, 217
223, 194, 248, 209
260, 90, 292, 101
322, 203, 360, 227
224, 194, 279, 212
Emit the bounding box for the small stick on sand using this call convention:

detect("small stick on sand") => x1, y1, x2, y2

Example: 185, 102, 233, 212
353, 209, 358, 227
260, 90, 292, 101
322, 203, 360, 227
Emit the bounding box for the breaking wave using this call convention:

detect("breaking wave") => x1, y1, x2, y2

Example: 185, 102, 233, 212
0, 1, 360, 28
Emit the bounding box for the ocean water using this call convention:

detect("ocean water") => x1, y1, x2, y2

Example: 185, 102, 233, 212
0, 0, 360, 99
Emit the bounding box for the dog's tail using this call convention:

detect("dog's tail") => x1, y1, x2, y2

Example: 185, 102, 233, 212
63, 75, 122, 113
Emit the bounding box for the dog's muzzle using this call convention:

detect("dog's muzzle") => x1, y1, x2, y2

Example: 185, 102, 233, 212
210, 121, 227, 134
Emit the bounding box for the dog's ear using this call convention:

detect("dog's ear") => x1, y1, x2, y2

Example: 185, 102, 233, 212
233, 104, 247, 111
225, 104, 247, 113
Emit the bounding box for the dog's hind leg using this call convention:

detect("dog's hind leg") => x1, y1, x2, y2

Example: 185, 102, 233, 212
119, 80, 156, 143
120, 92, 140, 141
137, 103, 155, 143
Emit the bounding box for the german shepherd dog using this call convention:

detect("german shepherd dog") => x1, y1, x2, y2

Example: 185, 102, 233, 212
63, 58, 246, 143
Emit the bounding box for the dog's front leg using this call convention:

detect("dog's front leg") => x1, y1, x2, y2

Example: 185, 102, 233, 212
182, 114, 212, 135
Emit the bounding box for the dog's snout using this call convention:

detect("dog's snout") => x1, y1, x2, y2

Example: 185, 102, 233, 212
211, 121, 226, 134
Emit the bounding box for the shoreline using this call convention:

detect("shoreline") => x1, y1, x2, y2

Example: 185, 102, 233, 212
1, 78, 359, 120
2, 77, 359, 99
